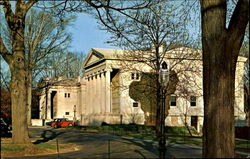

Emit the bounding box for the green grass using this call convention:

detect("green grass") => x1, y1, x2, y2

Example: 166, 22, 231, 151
166, 126, 201, 136
1, 144, 27, 151
1, 143, 64, 151
168, 136, 202, 146
36, 143, 64, 149
235, 138, 250, 149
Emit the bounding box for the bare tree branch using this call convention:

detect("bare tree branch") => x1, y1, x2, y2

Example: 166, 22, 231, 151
85, 0, 150, 11
1, 0, 14, 28
0, 37, 12, 63
227, 0, 249, 60
25, 0, 37, 12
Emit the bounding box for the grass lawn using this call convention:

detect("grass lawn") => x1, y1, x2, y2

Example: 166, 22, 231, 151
1, 139, 78, 157
1, 142, 63, 151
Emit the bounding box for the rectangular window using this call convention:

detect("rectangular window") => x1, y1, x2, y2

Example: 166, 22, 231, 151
65, 112, 69, 115
131, 73, 135, 80
131, 72, 139, 80
68, 93, 70, 98
64, 93, 67, 98
170, 95, 177, 106
191, 116, 198, 130
190, 96, 196, 106
136, 73, 139, 80
133, 102, 139, 107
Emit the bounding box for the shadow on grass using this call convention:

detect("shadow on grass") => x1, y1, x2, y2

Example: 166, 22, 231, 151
33, 130, 65, 144
134, 149, 147, 158
115, 136, 175, 158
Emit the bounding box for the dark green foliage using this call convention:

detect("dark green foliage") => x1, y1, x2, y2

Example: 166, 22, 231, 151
74, 125, 201, 141
129, 71, 179, 125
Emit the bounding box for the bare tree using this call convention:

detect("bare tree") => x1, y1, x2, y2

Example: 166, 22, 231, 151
0, 0, 37, 144
0, 0, 149, 144
91, 0, 198, 136
200, 0, 249, 157
25, 9, 74, 125
1, 7, 74, 125
37, 52, 85, 79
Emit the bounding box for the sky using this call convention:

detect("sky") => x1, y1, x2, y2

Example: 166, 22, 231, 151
68, 13, 119, 55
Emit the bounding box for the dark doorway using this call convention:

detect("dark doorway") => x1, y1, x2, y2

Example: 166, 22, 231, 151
50, 91, 57, 119
191, 116, 198, 130
32, 89, 40, 119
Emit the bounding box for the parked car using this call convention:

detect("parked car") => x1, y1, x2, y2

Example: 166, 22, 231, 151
46, 118, 59, 126
50, 118, 77, 128
0, 118, 12, 137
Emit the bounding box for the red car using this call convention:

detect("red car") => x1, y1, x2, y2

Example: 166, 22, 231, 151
50, 118, 76, 128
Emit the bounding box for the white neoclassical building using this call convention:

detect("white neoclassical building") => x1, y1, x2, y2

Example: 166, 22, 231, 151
37, 46, 247, 131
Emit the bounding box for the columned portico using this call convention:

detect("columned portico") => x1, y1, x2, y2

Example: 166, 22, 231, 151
84, 67, 113, 116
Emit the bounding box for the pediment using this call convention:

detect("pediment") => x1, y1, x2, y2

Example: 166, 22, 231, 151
83, 49, 104, 67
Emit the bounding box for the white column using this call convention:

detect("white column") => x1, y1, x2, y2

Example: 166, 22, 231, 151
101, 71, 105, 114
87, 75, 91, 114
39, 93, 45, 119
97, 72, 101, 114
85, 76, 89, 114
47, 91, 51, 119
105, 69, 112, 113
94, 73, 98, 114
95, 73, 100, 114
90, 75, 94, 114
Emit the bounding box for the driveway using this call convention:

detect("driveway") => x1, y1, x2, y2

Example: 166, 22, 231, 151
3, 127, 202, 158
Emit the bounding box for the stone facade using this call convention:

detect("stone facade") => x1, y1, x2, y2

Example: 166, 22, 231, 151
38, 47, 247, 130
39, 77, 84, 121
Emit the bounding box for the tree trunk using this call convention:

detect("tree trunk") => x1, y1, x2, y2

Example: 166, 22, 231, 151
201, 0, 233, 158
245, 85, 250, 126
9, 10, 30, 144
27, 71, 32, 126
10, 67, 30, 144
9, 45, 30, 144
201, 0, 249, 157
202, 42, 236, 158
156, 79, 161, 137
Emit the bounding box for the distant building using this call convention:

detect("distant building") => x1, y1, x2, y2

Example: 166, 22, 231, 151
37, 47, 247, 131
38, 77, 84, 121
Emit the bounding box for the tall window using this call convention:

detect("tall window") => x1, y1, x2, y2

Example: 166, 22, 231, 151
190, 96, 196, 106
68, 93, 70, 98
170, 95, 177, 106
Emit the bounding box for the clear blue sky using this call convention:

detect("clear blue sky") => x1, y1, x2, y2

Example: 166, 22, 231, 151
68, 6, 201, 55
68, 13, 119, 55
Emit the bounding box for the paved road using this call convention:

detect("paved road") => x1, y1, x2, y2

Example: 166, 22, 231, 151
3, 127, 204, 158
